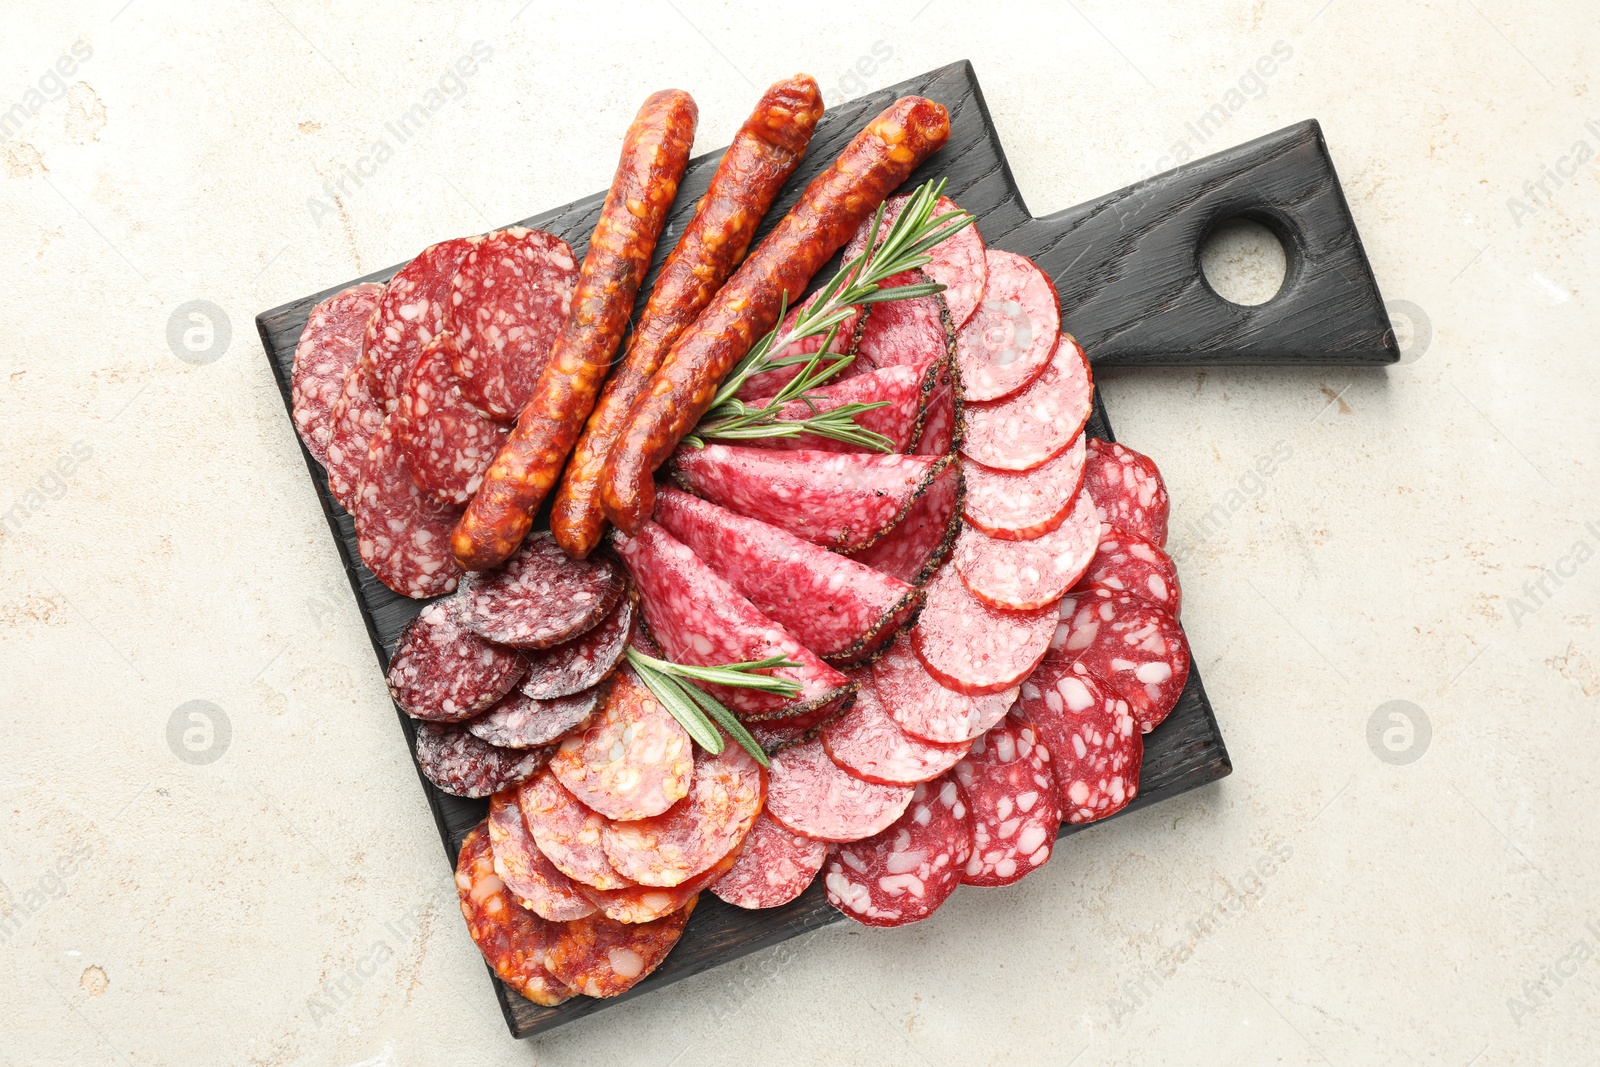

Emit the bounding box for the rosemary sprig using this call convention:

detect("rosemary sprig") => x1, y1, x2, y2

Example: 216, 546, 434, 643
625, 648, 799, 768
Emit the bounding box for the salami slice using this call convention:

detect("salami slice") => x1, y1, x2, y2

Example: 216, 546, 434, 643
455, 532, 624, 649
962, 435, 1087, 540
292, 283, 385, 465
363, 237, 477, 404
823, 776, 972, 927
614, 522, 852, 717
1075, 525, 1181, 615
549, 665, 693, 822
1016, 655, 1141, 823
455, 823, 573, 1005
844, 195, 987, 328
324, 364, 385, 511
1082, 438, 1171, 547
846, 453, 963, 587
467, 687, 600, 749
1054, 586, 1190, 732
870, 637, 1016, 744
910, 561, 1057, 696
710, 812, 828, 909
821, 673, 970, 785
416, 722, 550, 798
354, 418, 465, 599
601, 741, 764, 887
487, 790, 597, 921
765, 739, 913, 842
519, 594, 635, 699
741, 363, 933, 454
517, 772, 631, 890
953, 718, 1060, 887
735, 294, 865, 402
952, 491, 1100, 611
955, 250, 1060, 402
542, 898, 695, 998
850, 270, 953, 377
395, 332, 511, 506
912, 357, 962, 456
653, 487, 919, 666
577, 850, 738, 924
961, 335, 1093, 472
747, 704, 848, 758
444, 227, 578, 419
388, 601, 526, 721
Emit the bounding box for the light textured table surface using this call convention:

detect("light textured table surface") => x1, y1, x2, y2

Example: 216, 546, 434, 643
3, 1, 1597, 1064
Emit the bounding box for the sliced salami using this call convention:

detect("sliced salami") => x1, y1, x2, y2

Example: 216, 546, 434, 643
614, 522, 852, 718
961, 335, 1093, 471
576, 850, 738, 924
519, 594, 635, 699
870, 637, 1016, 744
395, 332, 510, 506
353, 418, 465, 599
415, 722, 550, 798
850, 270, 953, 377
444, 227, 578, 420
1054, 586, 1190, 733
741, 363, 933, 454
955, 250, 1060, 402
467, 687, 601, 749
912, 357, 962, 456
1075, 525, 1181, 616
962, 435, 1087, 540
454, 532, 624, 649
653, 487, 920, 666
910, 561, 1057, 696
736, 295, 865, 401
953, 718, 1060, 887
324, 364, 386, 511
952, 491, 1100, 611
820, 674, 970, 785
549, 665, 693, 822
387, 601, 525, 721
844, 195, 987, 329
602, 742, 765, 887
455, 822, 573, 1005
363, 237, 477, 404
292, 283, 384, 465
487, 790, 597, 921
710, 812, 828, 909
747, 705, 847, 758
824, 776, 972, 927
1016, 655, 1141, 823
517, 772, 631, 890
1082, 438, 1171, 547
542, 897, 694, 998
847, 453, 963, 587
765, 739, 914, 842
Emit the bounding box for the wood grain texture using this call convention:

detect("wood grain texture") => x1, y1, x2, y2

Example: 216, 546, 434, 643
256, 60, 1391, 1037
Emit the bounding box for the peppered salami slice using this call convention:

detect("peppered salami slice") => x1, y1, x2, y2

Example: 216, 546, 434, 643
962, 435, 1087, 540
821, 673, 971, 785
961, 335, 1093, 471
870, 637, 1016, 744
517, 772, 632, 890
549, 664, 693, 822
542, 897, 695, 998
954, 718, 1060, 887
455, 822, 573, 1005
845, 195, 987, 329
388, 601, 525, 720
653, 487, 920, 667
519, 595, 635, 699
1016, 655, 1141, 823
577, 850, 738, 924
1075, 525, 1181, 615
614, 522, 853, 717
952, 491, 1101, 611
824, 776, 972, 927
363, 237, 478, 404
955, 250, 1060, 402
324, 364, 386, 511
910, 561, 1057, 696
455, 532, 624, 648
444, 227, 578, 420
736, 295, 865, 401
912, 356, 963, 455
354, 418, 466, 599
396, 332, 511, 506
766, 739, 914, 842
487, 790, 597, 921
747, 704, 848, 758
710, 812, 828, 909
1054, 587, 1190, 733
602, 742, 765, 887
1082, 438, 1171, 547
850, 270, 954, 378
742, 363, 934, 454
416, 722, 550, 798
292, 283, 385, 465
467, 688, 601, 749
847, 454, 964, 587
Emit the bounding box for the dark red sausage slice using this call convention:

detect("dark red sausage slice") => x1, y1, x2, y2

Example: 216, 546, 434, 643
519, 594, 635, 699
467, 688, 600, 749
324, 364, 386, 511
1074, 525, 1181, 616
1053, 586, 1190, 733
454, 532, 624, 649
353, 418, 465, 599
416, 722, 550, 798
953, 718, 1060, 886
292, 283, 384, 465
363, 237, 478, 405
395, 332, 511, 507
387, 601, 525, 721
1016, 655, 1141, 823
1082, 438, 1171, 547
823, 776, 972, 927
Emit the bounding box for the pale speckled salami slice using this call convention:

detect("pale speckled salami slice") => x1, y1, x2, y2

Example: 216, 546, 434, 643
952, 491, 1100, 611
1082, 438, 1171, 547
672, 445, 947, 553
765, 739, 913, 842
388, 601, 525, 721
324, 364, 386, 511
517, 772, 632, 891
736, 294, 864, 402
1074, 525, 1181, 616
870, 637, 1016, 744
466, 687, 600, 749
416, 722, 550, 798
821, 673, 970, 785
576, 849, 737, 925
955, 250, 1060, 402
519, 595, 635, 699
444, 227, 577, 420
455, 532, 624, 648
824, 776, 972, 927
962, 434, 1087, 541
549, 665, 693, 822
1054, 587, 1190, 733
601, 742, 765, 887
954, 718, 1060, 887
396, 332, 510, 506
961, 335, 1093, 471
455, 823, 573, 1005
354, 418, 465, 599
487, 790, 597, 921
1016, 654, 1141, 823
847, 455, 963, 587
741, 363, 933, 455
292, 283, 385, 465
844, 196, 988, 329
910, 561, 1056, 696
363, 237, 478, 405
542, 898, 695, 998
710, 812, 828, 909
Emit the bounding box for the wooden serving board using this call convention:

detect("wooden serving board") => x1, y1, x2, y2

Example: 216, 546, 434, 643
257, 60, 1394, 1038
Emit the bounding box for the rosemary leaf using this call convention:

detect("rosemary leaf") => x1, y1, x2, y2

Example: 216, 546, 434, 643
676, 682, 770, 769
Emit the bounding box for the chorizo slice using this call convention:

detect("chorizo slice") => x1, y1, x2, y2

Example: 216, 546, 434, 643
487, 790, 597, 921
548, 664, 694, 822
455, 822, 574, 1005
542, 897, 696, 998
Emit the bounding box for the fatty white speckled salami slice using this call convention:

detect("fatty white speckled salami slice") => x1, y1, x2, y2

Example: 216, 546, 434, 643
354, 418, 465, 599
952, 491, 1100, 611
741, 363, 933, 454
910, 560, 1056, 696
517, 771, 632, 891
1054, 586, 1190, 733
575, 851, 737, 925
363, 237, 478, 405
869, 637, 1017, 744
519, 594, 635, 699
962, 434, 1086, 540
823, 775, 972, 927
455, 822, 574, 1005
710, 812, 828, 909
388, 600, 525, 721
1082, 438, 1171, 547
548, 664, 693, 822
396, 332, 511, 506
1074, 525, 1181, 616
955, 250, 1060, 402
765, 739, 914, 842
292, 283, 385, 465
455, 532, 624, 648
1016, 655, 1141, 823
821, 673, 971, 785
953, 717, 1060, 887
467, 688, 601, 749
487, 790, 597, 921
324, 364, 386, 511
416, 722, 551, 798
845, 195, 987, 329
542, 897, 694, 998
846, 454, 964, 587
960, 335, 1093, 471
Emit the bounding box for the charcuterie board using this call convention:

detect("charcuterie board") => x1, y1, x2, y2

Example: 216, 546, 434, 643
257, 60, 1393, 1037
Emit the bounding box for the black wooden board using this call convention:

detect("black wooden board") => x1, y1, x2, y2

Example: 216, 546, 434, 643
257, 60, 1393, 1038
